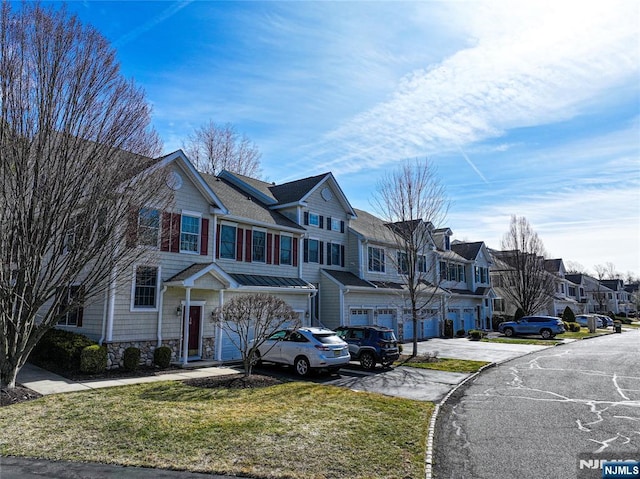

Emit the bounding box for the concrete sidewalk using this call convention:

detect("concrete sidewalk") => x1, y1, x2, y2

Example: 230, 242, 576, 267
16, 362, 241, 395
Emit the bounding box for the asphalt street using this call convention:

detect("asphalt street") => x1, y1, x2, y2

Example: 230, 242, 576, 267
434, 330, 640, 479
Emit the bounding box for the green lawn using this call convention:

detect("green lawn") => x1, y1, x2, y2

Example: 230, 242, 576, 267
0, 380, 433, 479
558, 328, 612, 339
396, 355, 490, 373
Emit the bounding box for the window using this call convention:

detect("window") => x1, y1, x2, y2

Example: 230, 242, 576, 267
220, 224, 236, 259
308, 213, 319, 227
440, 261, 447, 281
448, 263, 457, 281
475, 266, 488, 283
133, 266, 158, 309
458, 264, 465, 282
58, 286, 84, 326
331, 218, 341, 231
252, 230, 266, 262
417, 255, 428, 273
180, 215, 200, 253
330, 242, 342, 265
308, 239, 319, 263
368, 247, 385, 273
568, 286, 576, 297
494, 298, 505, 312
280, 235, 292, 265
397, 252, 409, 274
138, 208, 160, 247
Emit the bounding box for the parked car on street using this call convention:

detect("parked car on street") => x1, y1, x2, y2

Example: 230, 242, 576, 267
498, 316, 565, 339
575, 314, 605, 328
253, 327, 350, 376
335, 325, 400, 370
596, 314, 613, 327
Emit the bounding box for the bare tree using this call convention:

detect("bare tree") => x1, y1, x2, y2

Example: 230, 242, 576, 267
371, 159, 449, 357
183, 121, 262, 177
495, 216, 555, 316
565, 260, 587, 274
0, 3, 168, 388
210, 293, 300, 376
592, 264, 610, 313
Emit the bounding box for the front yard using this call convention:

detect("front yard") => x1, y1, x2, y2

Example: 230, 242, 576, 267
0, 377, 433, 479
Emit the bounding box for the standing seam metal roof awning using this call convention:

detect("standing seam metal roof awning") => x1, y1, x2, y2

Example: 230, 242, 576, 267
228, 273, 312, 288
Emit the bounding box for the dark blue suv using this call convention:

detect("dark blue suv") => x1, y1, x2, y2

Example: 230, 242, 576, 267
335, 325, 400, 370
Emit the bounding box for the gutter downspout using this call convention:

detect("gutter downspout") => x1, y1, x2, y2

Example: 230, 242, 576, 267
342, 288, 349, 326
308, 288, 317, 326
99, 287, 109, 345
215, 290, 225, 362
106, 268, 117, 343
157, 285, 167, 347
182, 287, 191, 366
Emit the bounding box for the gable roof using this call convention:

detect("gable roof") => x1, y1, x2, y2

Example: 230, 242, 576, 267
220, 170, 357, 217
350, 208, 398, 244
600, 279, 624, 291
149, 150, 228, 213
544, 258, 564, 274
450, 241, 484, 261
201, 173, 304, 232
270, 173, 328, 204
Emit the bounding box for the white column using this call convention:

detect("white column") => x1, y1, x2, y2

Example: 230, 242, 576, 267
182, 287, 191, 366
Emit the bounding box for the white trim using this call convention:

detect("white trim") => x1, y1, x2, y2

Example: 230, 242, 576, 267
181, 209, 202, 218
130, 264, 161, 312
179, 214, 201, 254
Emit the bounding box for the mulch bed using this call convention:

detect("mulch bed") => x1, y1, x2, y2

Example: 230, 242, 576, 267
1, 385, 43, 407
184, 374, 284, 390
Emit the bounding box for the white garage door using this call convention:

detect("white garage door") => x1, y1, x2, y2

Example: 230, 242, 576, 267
350, 309, 369, 326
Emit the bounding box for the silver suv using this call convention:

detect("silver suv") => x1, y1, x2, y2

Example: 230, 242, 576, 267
254, 327, 350, 376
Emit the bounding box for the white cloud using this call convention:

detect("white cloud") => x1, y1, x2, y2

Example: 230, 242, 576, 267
306, 1, 639, 172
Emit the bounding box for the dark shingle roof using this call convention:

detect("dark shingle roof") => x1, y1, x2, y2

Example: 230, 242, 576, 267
322, 270, 376, 288
269, 173, 329, 204
450, 241, 483, 260
544, 259, 563, 273
202, 174, 304, 230
350, 208, 397, 243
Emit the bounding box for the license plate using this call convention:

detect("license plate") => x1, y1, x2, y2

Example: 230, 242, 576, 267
334, 349, 343, 357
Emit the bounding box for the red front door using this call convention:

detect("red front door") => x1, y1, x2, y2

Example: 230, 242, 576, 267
187, 306, 201, 356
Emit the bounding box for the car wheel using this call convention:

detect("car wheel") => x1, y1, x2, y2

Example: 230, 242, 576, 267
503, 327, 514, 337
294, 356, 310, 377
540, 329, 552, 339
251, 351, 262, 367
360, 351, 376, 370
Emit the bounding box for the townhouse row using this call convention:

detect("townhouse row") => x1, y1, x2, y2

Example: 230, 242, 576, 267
57, 151, 496, 367
491, 256, 635, 318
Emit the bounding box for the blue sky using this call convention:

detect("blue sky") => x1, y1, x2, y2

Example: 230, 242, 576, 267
48, 1, 640, 277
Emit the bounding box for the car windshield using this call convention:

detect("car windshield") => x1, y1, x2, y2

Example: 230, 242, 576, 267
379, 331, 397, 341
313, 333, 343, 344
